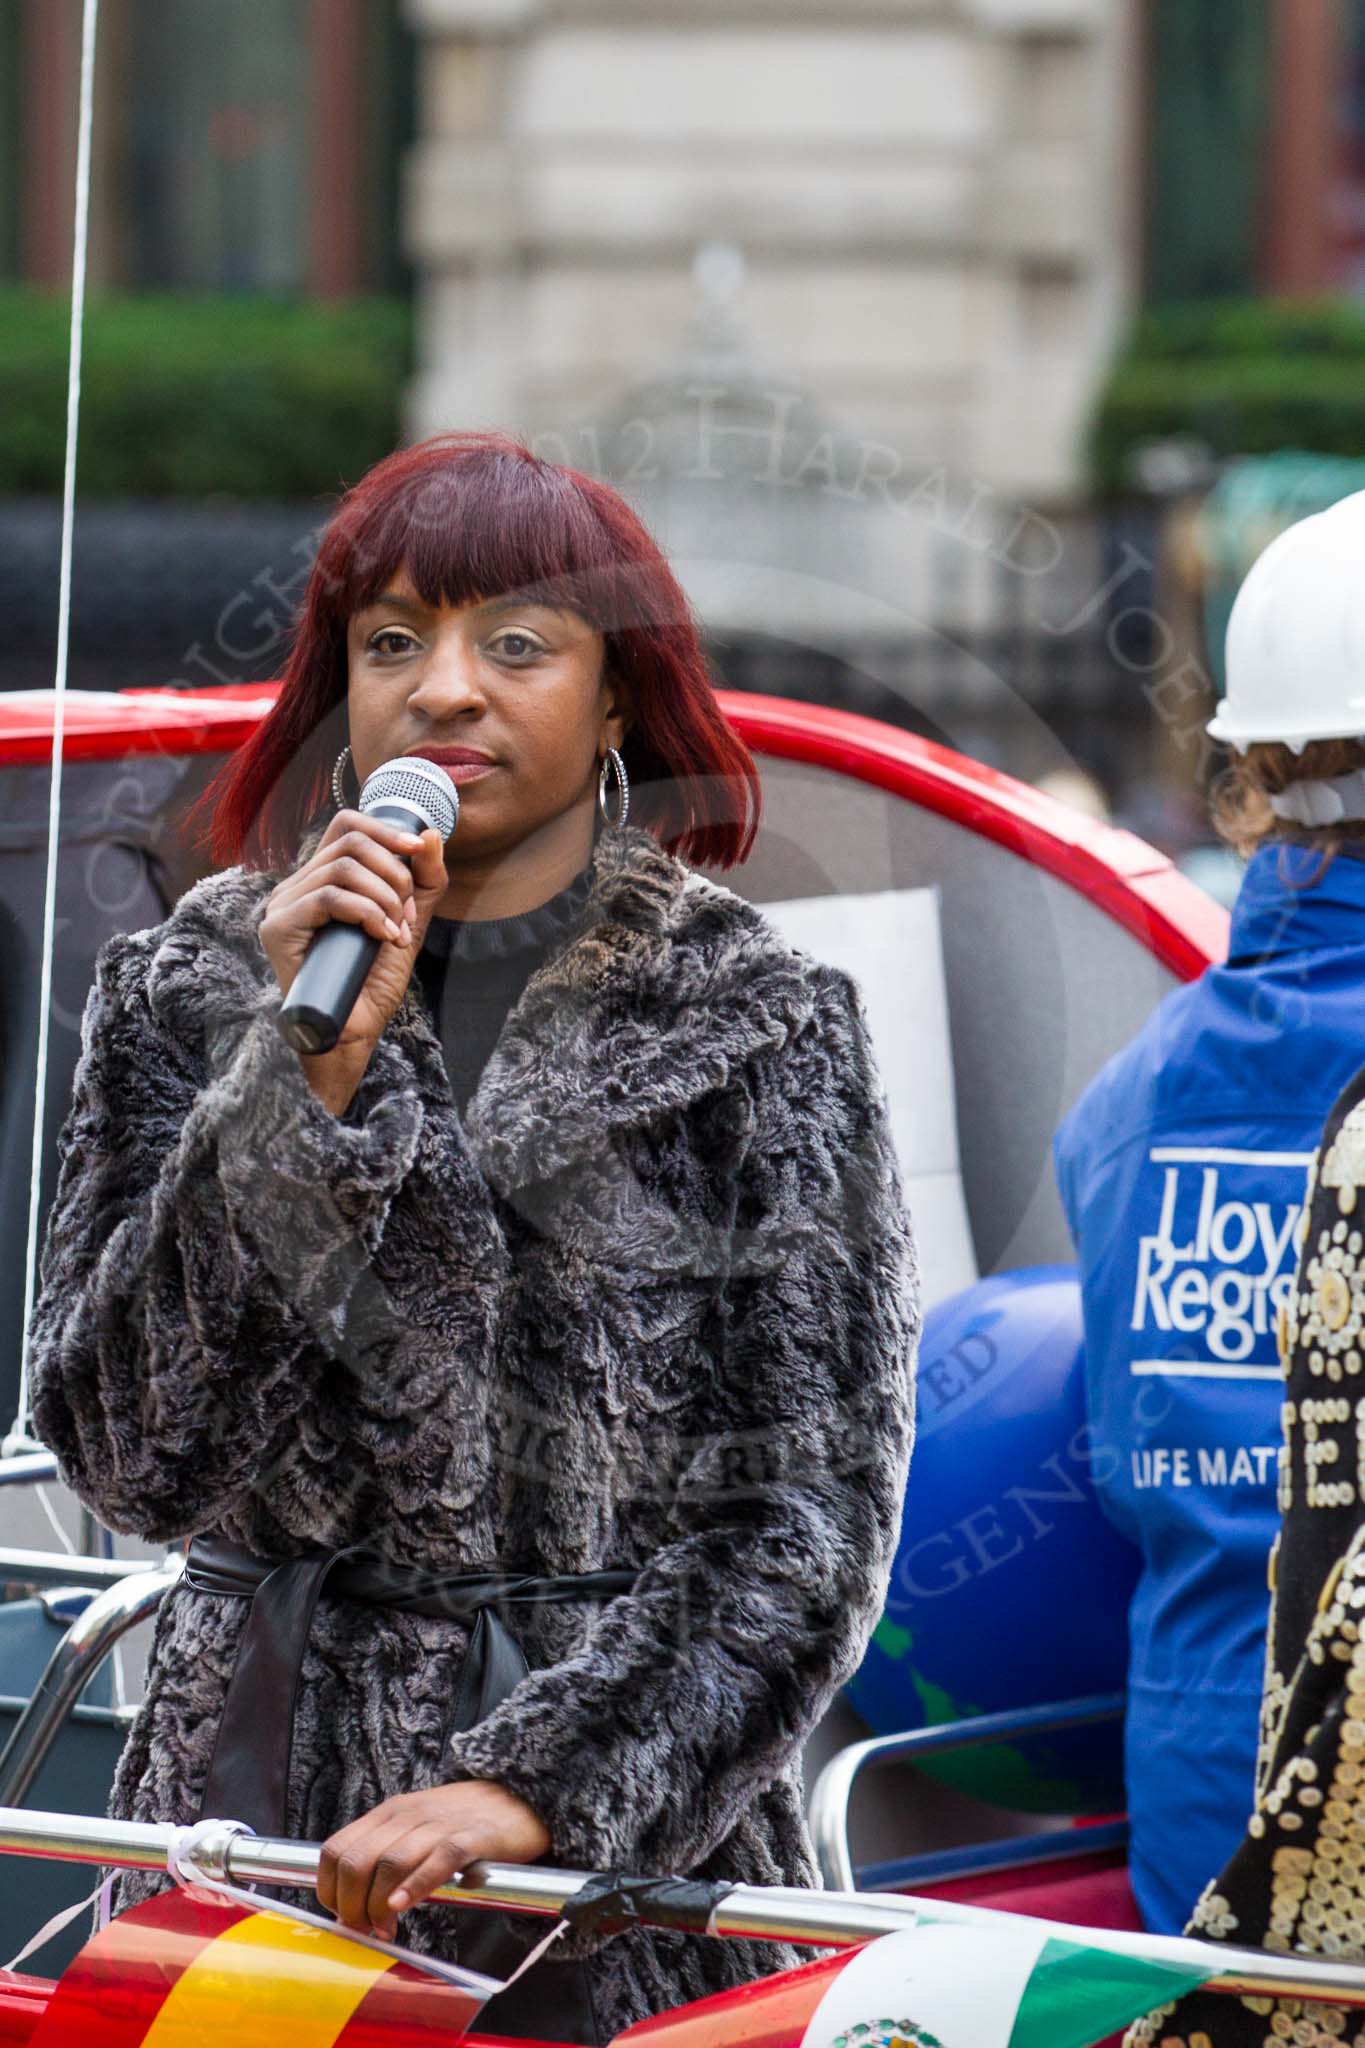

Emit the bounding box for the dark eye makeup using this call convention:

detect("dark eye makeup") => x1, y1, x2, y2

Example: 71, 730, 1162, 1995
364, 627, 546, 660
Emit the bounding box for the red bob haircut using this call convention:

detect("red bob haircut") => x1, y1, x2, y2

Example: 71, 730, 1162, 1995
185, 429, 763, 873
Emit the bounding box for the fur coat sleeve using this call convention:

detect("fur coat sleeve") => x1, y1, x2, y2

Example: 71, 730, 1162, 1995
27, 921, 435, 1540
438, 961, 920, 1876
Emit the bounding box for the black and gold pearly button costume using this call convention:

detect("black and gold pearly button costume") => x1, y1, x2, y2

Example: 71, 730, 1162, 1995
1127, 1054, 1365, 2046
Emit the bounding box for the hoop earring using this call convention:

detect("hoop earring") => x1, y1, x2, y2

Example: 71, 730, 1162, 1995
598, 746, 629, 830
332, 744, 353, 812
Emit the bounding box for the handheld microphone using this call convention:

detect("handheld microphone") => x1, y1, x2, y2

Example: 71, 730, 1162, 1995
276, 756, 460, 1055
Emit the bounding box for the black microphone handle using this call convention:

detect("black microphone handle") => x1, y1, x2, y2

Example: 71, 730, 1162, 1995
276, 799, 428, 1056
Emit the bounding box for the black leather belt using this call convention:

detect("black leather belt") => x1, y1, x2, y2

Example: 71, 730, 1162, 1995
181, 1531, 630, 2044
183, 1530, 638, 1840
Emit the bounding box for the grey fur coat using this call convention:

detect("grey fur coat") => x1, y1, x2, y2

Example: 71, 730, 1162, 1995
27, 814, 920, 2038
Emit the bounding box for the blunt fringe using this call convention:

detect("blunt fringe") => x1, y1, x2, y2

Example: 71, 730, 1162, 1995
181, 430, 763, 873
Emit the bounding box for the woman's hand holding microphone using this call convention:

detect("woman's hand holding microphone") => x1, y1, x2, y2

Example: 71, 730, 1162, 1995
257, 811, 450, 1115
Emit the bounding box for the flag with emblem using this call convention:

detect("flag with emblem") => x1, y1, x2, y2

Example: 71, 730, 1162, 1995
614, 1917, 1220, 2048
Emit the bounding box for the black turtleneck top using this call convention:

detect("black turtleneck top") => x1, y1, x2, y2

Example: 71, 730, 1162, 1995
410, 854, 597, 1118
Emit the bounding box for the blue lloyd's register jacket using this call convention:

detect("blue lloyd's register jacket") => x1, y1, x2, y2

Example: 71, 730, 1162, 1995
1053, 840, 1365, 1935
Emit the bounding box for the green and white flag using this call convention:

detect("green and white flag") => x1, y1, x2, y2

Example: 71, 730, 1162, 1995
614, 1913, 1223, 2048
802, 1920, 1215, 2048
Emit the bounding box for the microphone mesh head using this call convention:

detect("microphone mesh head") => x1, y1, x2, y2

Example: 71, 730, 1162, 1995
357, 756, 459, 839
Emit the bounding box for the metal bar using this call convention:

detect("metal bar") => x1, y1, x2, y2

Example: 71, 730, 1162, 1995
0, 1556, 180, 1803
0, 1696, 136, 1731
807, 1692, 1125, 1890
0, 1546, 156, 1591
0, 1808, 1362, 2009
857, 1818, 1130, 1892
867, 1694, 1126, 1759
0, 1455, 58, 1488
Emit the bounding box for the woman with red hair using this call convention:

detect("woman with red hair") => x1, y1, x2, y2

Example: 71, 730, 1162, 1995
27, 430, 920, 2041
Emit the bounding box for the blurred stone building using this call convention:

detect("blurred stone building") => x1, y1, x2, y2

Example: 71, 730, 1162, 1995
9, 1, 1354, 505
6, 0, 1139, 502
402, 0, 1141, 504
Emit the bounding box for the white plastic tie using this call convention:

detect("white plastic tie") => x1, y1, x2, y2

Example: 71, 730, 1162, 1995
1268, 768, 1365, 827
0, 1868, 114, 1976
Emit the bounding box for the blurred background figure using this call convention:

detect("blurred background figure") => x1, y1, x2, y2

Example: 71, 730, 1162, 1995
1034, 767, 1112, 823
1054, 486, 1365, 1939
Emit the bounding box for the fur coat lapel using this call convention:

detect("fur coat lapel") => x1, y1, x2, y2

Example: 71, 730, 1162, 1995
147, 812, 820, 1205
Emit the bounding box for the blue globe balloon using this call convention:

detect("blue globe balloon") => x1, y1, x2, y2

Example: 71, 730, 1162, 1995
844, 1264, 1139, 1813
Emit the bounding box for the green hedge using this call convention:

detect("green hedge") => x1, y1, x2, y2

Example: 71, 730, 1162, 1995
0, 286, 414, 498
1089, 298, 1365, 497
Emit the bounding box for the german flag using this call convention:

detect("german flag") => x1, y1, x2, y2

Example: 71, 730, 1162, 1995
28, 1886, 494, 2046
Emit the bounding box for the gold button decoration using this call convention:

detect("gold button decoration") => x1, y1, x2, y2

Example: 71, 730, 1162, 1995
1320, 1267, 1353, 1331
1321, 1556, 1349, 1613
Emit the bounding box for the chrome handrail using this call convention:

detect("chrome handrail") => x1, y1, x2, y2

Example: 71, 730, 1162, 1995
0, 1555, 182, 1804
807, 1691, 1126, 1890
0, 1806, 1362, 2008
0, 1455, 59, 1489
0, 1546, 155, 1593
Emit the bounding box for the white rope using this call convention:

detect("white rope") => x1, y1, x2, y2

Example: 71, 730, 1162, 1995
4, 0, 100, 1457
31, 1485, 77, 1556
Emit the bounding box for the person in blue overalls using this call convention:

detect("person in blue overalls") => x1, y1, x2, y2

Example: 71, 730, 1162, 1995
1053, 488, 1365, 1937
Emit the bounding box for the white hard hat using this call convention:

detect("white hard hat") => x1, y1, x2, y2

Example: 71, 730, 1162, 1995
1208, 487, 1365, 751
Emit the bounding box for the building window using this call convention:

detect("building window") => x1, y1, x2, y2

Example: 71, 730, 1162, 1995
127, 0, 307, 291
0, 0, 21, 279
4, 0, 414, 297
1334, 1, 1365, 293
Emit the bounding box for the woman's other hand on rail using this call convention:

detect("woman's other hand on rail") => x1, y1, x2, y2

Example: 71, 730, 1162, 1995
314, 1780, 554, 1942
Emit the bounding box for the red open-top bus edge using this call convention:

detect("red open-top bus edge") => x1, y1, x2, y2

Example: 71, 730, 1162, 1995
0, 683, 1229, 984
